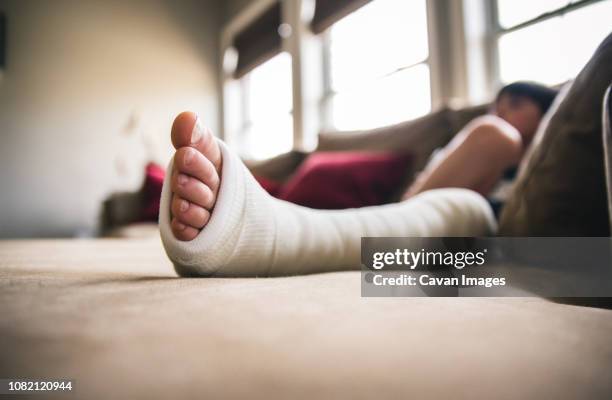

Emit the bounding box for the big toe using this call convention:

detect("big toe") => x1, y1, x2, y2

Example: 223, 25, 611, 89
171, 111, 222, 173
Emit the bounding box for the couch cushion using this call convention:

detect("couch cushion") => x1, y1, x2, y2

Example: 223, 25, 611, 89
499, 33, 612, 236
317, 108, 455, 174
245, 150, 308, 183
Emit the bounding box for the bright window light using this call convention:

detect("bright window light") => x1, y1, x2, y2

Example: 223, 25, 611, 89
497, 0, 569, 28
498, 17, 566, 85
332, 65, 431, 130
498, 0, 612, 85
328, 0, 431, 130
241, 52, 293, 160
563, 1, 612, 78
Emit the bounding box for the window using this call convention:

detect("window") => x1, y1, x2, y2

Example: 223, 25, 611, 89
226, 52, 293, 160
496, 0, 612, 85
324, 0, 431, 131
223, 0, 610, 156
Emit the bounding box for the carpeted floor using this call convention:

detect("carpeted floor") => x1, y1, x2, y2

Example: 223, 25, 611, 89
1, 239, 611, 399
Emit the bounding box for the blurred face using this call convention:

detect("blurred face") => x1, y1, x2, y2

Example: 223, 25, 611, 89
494, 94, 543, 144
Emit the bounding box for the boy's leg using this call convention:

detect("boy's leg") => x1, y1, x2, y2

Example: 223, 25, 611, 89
160, 114, 497, 277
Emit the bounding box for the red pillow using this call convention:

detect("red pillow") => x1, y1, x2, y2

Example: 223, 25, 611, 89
255, 176, 283, 197
140, 162, 165, 222
277, 152, 412, 209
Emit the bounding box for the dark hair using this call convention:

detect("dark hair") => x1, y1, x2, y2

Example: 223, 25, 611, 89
496, 81, 559, 114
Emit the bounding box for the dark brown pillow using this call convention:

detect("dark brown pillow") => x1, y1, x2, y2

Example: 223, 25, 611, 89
499, 33, 612, 236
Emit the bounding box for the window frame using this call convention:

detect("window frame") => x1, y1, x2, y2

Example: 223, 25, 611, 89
221, 0, 609, 157
236, 52, 295, 160
221, 0, 442, 153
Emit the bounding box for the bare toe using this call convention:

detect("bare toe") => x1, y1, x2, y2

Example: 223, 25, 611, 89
171, 194, 211, 229
171, 172, 215, 210
171, 217, 199, 241
169, 112, 223, 241
171, 112, 222, 173
174, 147, 220, 193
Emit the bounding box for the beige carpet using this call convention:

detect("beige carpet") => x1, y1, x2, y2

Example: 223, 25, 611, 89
1, 239, 611, 400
